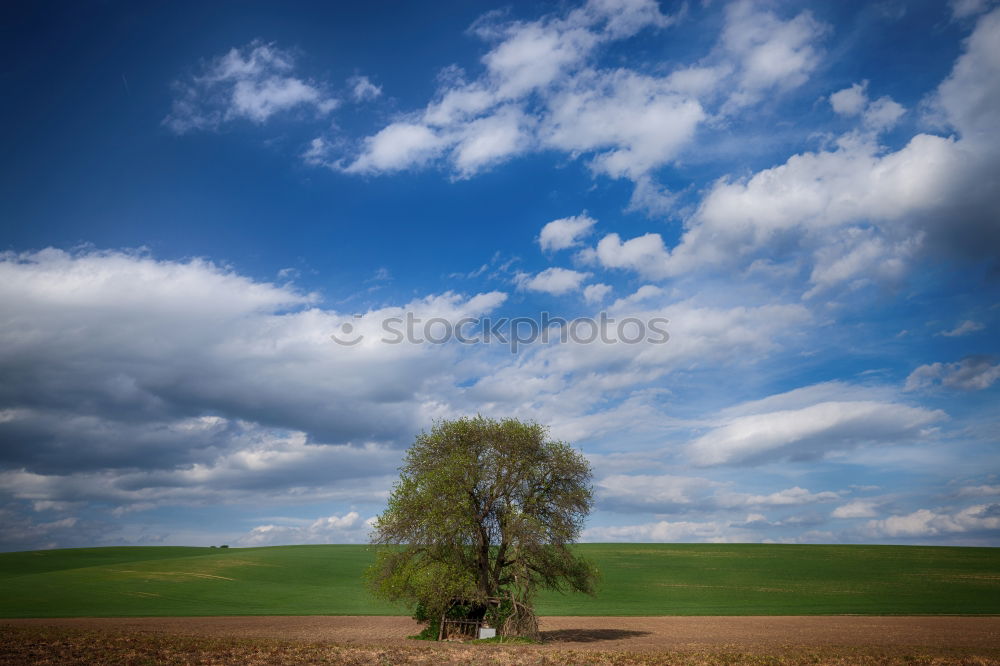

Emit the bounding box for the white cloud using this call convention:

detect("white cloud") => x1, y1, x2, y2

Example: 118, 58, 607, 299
335, 0, 703, 194
830, 82, 868, 116
718, 486, 840, 508
957, 484, 1000, 497
829, 80, 905, 131
803, 227, 919, 299
905, 356, 1000, 391
832, 500, 879, 519
720, 0, 827, 109
348, 75, 382, 102
436, 295, 810, 451
237, 511, 373, 546
344, 122, 446, 173
0, 506, 101, 551
679, 132, 961, 283
539, 213, 597, 251
597, 474, 719, 511
584, 518, 751, 543
582, 283, 612, 304
515, 267, 592, 295
606, 284, 663, 311
689, 395, 945, 466
583, 9, 1000, 291
950, 0, 996, 20
540, 68, 705, 179
582, 232, 671, 279
939, 319, 986, 337
452, 106, 533, 177
164, 41, 337, 133
324, 0, 844, 220
935, 8, 1000, 146
626, 176, 677, 216
864, 504, 1000, 538
0, 248, 814, 525
0, 423, 400, 512
862, 96, 906, 131
480, 20, 593, 100
597, 475, 840, 515
0, 249, 509, 486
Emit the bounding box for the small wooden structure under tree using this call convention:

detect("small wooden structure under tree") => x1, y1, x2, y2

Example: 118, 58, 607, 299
437, 597, 502, 641
437, 594, 539, 641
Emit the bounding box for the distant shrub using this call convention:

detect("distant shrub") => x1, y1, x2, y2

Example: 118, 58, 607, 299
219, 545, 229, 549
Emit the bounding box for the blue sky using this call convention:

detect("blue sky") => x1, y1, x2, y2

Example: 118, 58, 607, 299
1, 0, 998, 550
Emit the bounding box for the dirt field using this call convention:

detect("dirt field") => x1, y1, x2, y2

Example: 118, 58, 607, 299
4, 615, 1000, 660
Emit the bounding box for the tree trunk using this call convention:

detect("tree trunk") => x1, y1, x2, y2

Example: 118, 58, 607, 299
476, 525, 492, 598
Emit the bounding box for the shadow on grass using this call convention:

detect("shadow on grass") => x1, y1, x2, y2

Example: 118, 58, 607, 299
541, 628, 651, 643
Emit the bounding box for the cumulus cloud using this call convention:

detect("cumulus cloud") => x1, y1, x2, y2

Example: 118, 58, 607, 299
582, 283, 612, 304
861, 96, 906, 131
348, 75, 382, 102
719, 0, 827, 110
830, 82, 869, 116
0, 424, 399, 511
539, 214, 597, 251
237, 511, 374, 546
515, 267, 591, 295
451, 106, 534, 177
164, 41, 337, 133
540, 68, 705, 180
343, 122, 447, 173
204, 1, 836, 218
832, 499, 880, 519
0, 247, 825, 547
418, 292, 811, 457
322, 0, 756, 209
0, 248, 520, 538
829, 81, 905, 131
580, 8, 1000, 291
580, 232, 671, 279
0, 248, 505, 447
620, 128, 962, 288
905, 356, 1000, 391
863, 504, 1000, 538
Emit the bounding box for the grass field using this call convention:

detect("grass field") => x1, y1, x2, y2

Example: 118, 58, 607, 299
0, 543, 997, 618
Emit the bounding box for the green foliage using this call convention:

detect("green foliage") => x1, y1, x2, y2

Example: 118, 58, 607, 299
484, 598, 513, 630
366, 416, 599, 638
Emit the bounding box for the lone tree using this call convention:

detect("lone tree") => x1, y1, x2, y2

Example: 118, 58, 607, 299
366, 416, 598, 639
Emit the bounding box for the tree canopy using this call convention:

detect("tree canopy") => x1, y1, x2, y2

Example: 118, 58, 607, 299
366, 416, 598, 638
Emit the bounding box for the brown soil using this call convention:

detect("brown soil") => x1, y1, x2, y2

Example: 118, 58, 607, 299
4, 615, 999, 653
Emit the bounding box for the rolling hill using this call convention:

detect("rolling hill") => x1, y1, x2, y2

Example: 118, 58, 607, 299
1, 543, 997, 617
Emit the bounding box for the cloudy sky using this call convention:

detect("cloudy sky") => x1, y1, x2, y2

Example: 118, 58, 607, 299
2, 0, 999, 551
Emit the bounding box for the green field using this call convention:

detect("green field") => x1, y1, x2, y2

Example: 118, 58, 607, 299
1, 544, 997, 618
